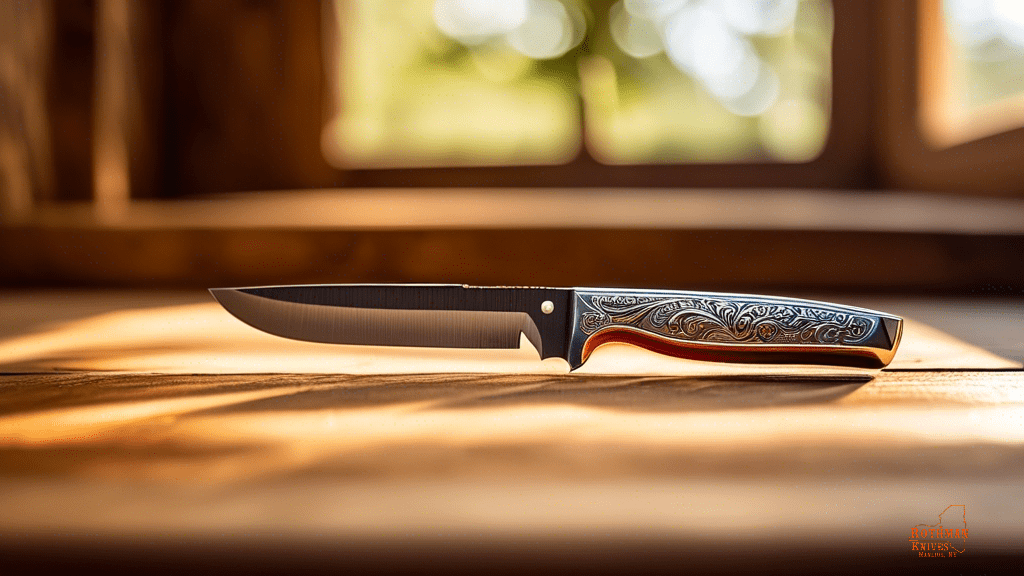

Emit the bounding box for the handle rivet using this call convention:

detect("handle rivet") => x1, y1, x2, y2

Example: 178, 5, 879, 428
541, 300, 554, 314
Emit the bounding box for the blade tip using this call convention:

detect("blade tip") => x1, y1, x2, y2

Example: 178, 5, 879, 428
208, 287, 236, 304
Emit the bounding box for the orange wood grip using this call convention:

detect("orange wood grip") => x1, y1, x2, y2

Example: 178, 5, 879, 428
580, 326, 898, 369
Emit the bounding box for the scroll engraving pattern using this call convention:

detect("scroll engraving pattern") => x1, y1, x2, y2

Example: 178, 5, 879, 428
578, 294, 877, 345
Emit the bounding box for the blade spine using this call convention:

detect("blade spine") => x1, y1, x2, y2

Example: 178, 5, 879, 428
215, 283, 574, 291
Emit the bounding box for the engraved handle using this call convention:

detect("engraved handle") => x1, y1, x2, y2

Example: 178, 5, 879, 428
567, 290, 903, 370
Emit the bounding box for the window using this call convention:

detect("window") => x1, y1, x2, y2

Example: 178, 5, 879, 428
919, 0, 1024, 147
322, 0, 834, 169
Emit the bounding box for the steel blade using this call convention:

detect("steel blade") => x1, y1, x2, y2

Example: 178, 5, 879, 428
210, 284, 572, 359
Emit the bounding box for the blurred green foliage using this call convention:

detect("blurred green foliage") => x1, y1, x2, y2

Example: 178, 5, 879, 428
322, 0, 832, 169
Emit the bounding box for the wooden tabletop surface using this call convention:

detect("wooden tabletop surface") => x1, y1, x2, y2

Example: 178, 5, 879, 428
0, 290, 1021, 573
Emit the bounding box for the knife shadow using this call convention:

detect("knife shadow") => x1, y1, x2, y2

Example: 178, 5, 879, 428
444, 374, 871, 412
192, 373, 873, 415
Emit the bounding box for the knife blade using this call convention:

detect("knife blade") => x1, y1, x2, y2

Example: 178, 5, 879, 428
210, 284, 902, 370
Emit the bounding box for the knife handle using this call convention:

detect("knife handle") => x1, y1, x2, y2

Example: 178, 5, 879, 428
567, 290, 902, 369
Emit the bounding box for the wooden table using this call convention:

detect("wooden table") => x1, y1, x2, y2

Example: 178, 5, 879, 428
0, 290, 1021, 573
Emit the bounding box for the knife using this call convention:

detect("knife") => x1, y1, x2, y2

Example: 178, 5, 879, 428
210, 284, 903, 370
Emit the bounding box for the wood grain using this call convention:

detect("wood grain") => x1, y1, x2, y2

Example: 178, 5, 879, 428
3, 225, 1024, 292
0, 290, 1020, 572
0, 370, 1022, 545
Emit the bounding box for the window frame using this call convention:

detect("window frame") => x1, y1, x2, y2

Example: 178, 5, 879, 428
331, 0, 875, 190
874, 0, 1024, 196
